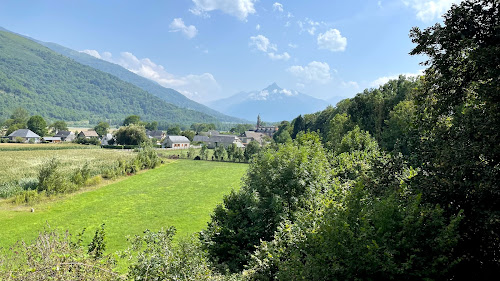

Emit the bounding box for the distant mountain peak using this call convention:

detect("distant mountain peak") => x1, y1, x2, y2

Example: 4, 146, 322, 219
264, 82, 282, 91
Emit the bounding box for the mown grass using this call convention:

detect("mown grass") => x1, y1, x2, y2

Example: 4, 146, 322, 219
0, 160, 247, 256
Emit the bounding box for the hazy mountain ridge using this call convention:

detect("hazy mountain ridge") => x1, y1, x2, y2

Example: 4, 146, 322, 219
208, 83, 330, 122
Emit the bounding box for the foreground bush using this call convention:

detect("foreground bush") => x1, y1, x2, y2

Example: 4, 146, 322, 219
0, 227, 120, 280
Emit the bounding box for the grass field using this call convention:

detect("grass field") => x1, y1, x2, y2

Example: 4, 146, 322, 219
0, 144, 135, 185
0, 160, 247, 256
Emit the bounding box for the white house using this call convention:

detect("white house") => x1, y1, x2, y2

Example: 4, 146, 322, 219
8, 129, 41, 143
162, 136, 190, 149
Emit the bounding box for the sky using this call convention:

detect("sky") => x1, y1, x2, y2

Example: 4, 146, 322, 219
0, 0, 463, 104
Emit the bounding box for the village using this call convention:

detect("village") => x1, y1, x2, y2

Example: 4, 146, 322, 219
1, 115, 278, 150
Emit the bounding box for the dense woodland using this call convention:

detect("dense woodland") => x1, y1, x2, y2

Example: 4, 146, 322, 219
0, 1, 498, 280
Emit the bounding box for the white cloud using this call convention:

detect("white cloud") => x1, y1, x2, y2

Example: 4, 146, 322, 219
403, 0, 463, 22
273, 2, 284, 12
287, 61, 332, 84
256, 24, 260, 30
249, 35, 290, 61
288, 43, 298, 48
81, 49, 101, 59
79, 50, 219, 102
268, 52, 290, 61
342, 81, 360, 89
249, 35, 277, 52
190, 0, 256, 21
169, 18, 198, 39
317, 29, 347, 52
370, 70, 424, 87
298, 19, 323, 35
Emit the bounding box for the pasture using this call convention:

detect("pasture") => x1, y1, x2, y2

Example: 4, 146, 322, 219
0, 143, 135, 187
0, 160, 247, 255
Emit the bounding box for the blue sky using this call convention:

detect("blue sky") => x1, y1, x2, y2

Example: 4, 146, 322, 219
0, 0, 462, 104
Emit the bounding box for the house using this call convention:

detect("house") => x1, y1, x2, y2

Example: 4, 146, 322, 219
146, 130, 165, 140
42, 137, 62, 143
54, 130, 76, 142
200, 130, 220, 137
193, 135, 210, 143
240, 131, 267, 146
207, 135, 244, 149
101, 133, 114, 146
162, 136, 191, 149
255, 125, 278, 137
78, 130, 99, 139
7, 129, 41, 143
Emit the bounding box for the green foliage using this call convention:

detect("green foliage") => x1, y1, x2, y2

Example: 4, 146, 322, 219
145, 121, 158, 131
230, 124, 254, 135
74, 136, 100, 145
167, 125, 181, 135
191, 123, 216, 133
248, 185, 462, 281
409, 0, 500, 276
201, 135, 330, 272
200, 144, 209, 160
88, 223, 106, 259
0, 227, 118, 280
125, 227, 228, 281
335, 126, 379, 155
49, 120, 68, 132
181, 130, 196, 141
37, 158, 73, 195
27, 115, 47, 137
325, 113, 354, 151
214, 145, 227, 161
123, 115, 141, 126
243, 140, 260, 162
94, 121, 110, 137
114, 125, 148, 145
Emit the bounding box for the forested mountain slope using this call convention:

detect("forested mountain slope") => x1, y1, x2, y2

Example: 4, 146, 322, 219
0, 30, 217, 125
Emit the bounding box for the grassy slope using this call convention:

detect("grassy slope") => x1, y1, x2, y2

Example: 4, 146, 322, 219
0, 160, 247, 253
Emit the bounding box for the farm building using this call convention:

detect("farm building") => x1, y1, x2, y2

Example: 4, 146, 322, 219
42, 137, 62, 143
207, 135, 244, 149
54, 130, 76, 142
7, 129, 41, 143
78, 130, 99, 139
162, 136, 190, 149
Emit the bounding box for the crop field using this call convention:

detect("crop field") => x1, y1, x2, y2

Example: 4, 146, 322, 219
0, 144, 135, 185
0, 160, 247, 256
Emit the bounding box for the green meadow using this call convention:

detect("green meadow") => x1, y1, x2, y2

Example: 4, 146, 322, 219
0, 160, 247, 253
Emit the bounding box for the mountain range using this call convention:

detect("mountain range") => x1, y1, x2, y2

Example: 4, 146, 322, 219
0, 28, 241, 126
208, 83, 330, 122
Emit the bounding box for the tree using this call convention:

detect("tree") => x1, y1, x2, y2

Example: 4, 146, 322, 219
94, 122, 110, 137
181, 130, 195, 141
27, 115, 47, 137
123, 115, 141, 126
213, 145, 227, 161
226, 143, 239, 161
244, 140, 260, 162
114, 125, 148, 145
291, 115, 305, 139
145, 121, 158, 131
201, 134, 331, 272
190, 123, 216, 133
50, 120, 68, 133
10, 107, 29, 125
409, 0, 500, 277
167, 126, 181, 135
325, 113, 354, 151
199, 144, 209, 160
